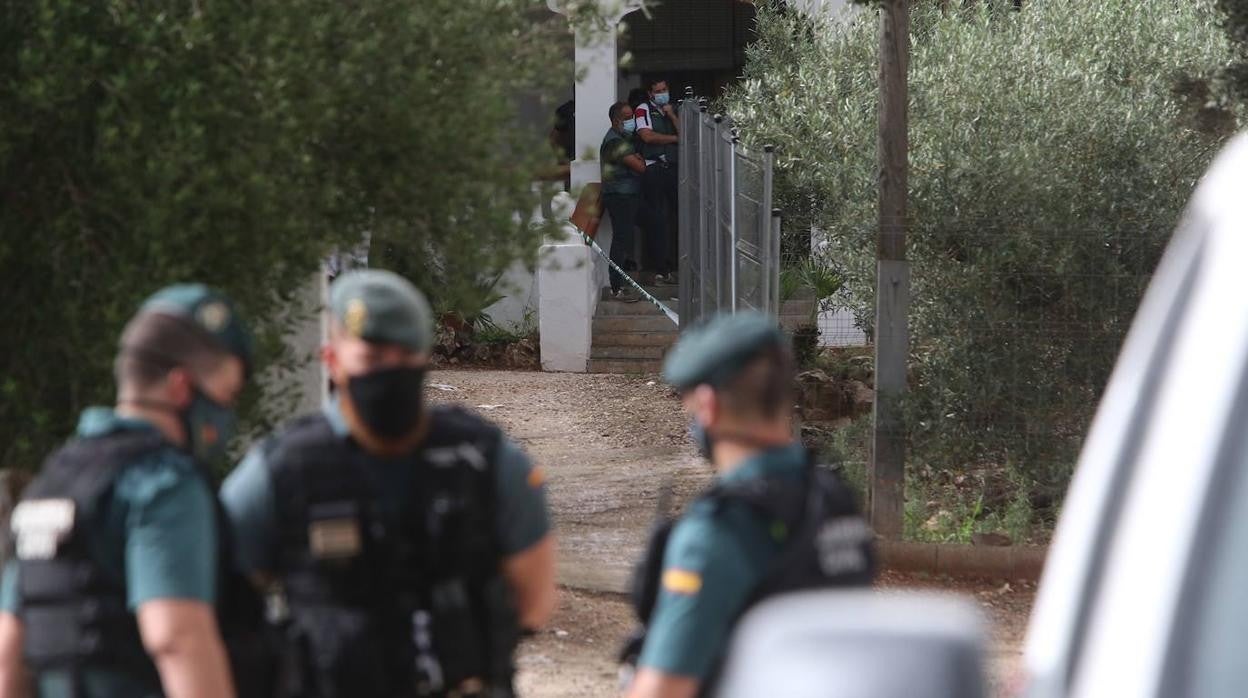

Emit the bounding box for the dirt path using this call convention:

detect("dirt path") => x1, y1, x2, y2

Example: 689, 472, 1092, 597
428, 370, 709, 593
428, 369, 1033, 697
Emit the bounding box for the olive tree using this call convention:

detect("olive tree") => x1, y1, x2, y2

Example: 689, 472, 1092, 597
722, 0, 1239, 521
0, 0, 572, 469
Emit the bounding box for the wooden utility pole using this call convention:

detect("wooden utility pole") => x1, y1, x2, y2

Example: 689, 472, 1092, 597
870, 0, 910, 539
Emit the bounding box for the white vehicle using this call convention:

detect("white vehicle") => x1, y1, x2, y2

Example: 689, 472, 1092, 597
718, 133, 1248, 698
1021, 132, 1248, 698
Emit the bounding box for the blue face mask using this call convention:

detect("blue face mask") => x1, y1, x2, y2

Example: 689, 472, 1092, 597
653, 92, 671, 107
621, 118, 637, 135
185, 388, 237, 463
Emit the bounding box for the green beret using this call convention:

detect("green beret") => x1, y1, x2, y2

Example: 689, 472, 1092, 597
663, 311, 787, 390
329, 270, 433, 352
141, 284, 254, 371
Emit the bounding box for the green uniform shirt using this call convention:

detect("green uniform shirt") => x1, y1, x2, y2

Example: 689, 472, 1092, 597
0, 407, 219, 698
219, 400, 551, 578
601, 128, 642, 196
637, 443, 807, 680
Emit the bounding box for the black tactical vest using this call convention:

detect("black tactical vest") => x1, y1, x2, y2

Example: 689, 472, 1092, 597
621, 460, 876, 694
12, 430, 274, 697
265, 405, 518, 698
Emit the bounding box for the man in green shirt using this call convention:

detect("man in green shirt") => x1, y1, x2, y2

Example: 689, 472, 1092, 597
625, 312, 875, 698
0, 285, 256, 698
600, 101, 657, 302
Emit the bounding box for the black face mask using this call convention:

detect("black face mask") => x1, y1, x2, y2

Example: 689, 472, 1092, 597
345, 366, 427, 439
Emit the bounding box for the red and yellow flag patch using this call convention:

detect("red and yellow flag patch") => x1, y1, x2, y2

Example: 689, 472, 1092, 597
527, 467, 546, 488
662, 568, 703, 595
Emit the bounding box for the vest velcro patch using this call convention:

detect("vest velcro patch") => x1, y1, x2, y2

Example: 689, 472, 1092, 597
12, 498, 76, 560
308, 518, 362, 559
661, 568, 702, 595
815, 517, 872, 576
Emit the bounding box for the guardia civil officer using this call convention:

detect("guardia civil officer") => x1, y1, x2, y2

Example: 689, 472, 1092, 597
220, 269, 557, 698
0, 285, 268, 698
623, 312, 876, 698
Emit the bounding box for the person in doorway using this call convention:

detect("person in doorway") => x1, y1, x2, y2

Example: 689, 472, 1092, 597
621, 312, 876, 698
633, 78, 680, 285
220, 269, 557, 698
545, 98, 576, 189
0, 284, 269, 698
601, 101, 659, 303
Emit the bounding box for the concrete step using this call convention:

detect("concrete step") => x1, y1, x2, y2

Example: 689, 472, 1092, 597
599, 285, 679, 302
591, 331, 679, 348
593, 315, 679, 333
590, 345, 667, 360
587, 358, 664, 374
597, 296, 812, 316
597, 298, 666, 316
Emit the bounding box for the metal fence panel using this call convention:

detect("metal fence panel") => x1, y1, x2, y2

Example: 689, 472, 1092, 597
678, 95, 778, 328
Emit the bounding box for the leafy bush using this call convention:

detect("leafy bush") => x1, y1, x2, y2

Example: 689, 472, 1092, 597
1214, 0, 1248, 103
723, 0, 1240, 518
0, 0, 568, 469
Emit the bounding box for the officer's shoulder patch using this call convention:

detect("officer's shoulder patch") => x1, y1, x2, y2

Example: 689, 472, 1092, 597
527, 466, 546, 489
661, 568, 702, 595
12, 498, 76, 560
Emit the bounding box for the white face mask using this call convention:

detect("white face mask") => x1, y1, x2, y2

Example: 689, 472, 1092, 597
622, 118, 637, 135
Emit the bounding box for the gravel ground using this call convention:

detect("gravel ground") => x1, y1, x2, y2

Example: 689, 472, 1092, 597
428, 369, 1034, 697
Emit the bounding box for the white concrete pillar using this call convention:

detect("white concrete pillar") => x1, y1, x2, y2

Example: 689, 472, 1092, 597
549, 1, 642, 190
538, 192, 596, 372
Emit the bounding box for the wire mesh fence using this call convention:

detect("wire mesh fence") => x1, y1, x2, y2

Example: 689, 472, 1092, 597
677, 96, 779, 328
809, 220, 1168, 540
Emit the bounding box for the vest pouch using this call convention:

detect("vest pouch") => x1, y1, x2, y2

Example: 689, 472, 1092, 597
430, 578, 488, 689
18, 558, 88, 604
225, 621, 282, 698
22, 606, 89, 666
480, 575, 518, 692
286, 605, 394, 698
20, 560, 135, 667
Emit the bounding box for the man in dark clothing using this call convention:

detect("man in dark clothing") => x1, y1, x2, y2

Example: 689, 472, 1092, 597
633, 79, 680, 284
545, 99, 576, 189
222, 271, 556, 698
600, 101, 658, 302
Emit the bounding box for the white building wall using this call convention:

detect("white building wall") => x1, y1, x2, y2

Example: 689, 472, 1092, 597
794, 0, 856, 18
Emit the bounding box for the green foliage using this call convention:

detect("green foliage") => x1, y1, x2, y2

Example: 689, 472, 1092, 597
0, 0, 571, 468
1215, 0, 1248, 103
435, 274, 508, 334
725, 0, 1240, 518
904, 460, 1038, 543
